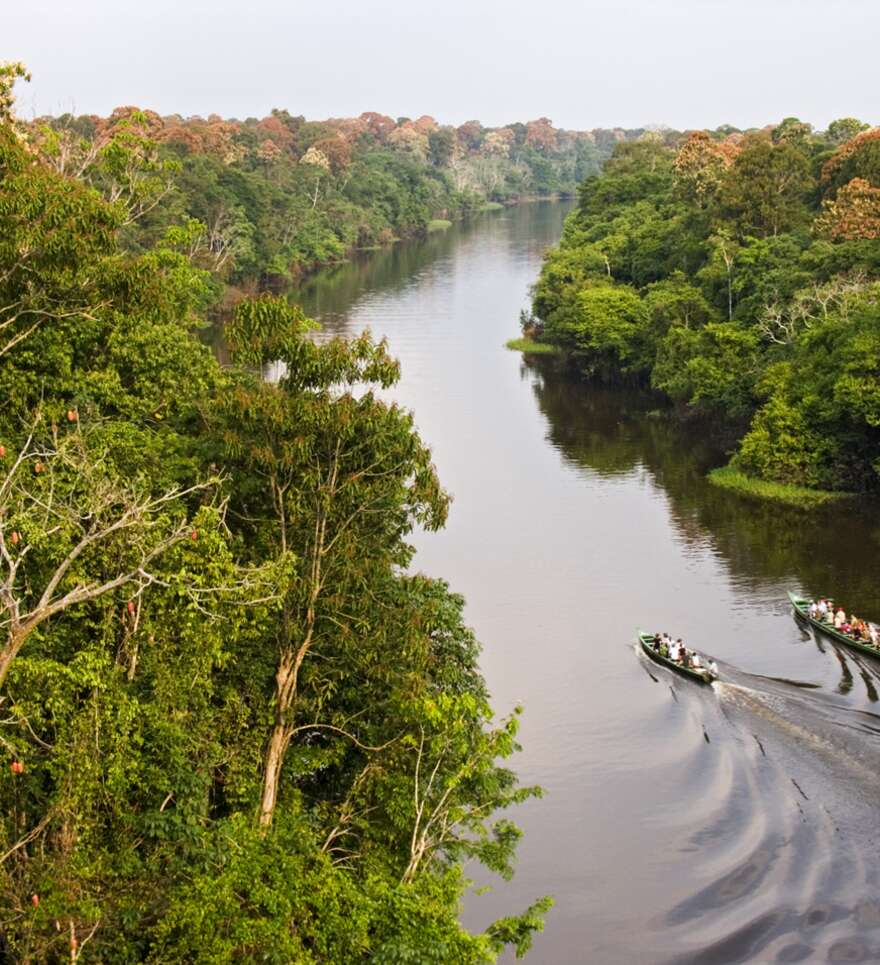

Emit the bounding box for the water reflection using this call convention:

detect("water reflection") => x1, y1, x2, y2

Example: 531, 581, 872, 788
527, 361, 880, 617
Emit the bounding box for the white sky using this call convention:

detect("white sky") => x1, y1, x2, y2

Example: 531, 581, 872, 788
6, 0, 878, 131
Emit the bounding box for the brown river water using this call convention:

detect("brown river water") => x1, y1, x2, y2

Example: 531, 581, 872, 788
280, 202, 880, 964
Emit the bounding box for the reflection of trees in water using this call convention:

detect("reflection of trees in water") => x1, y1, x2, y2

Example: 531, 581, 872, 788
526, 356, 880, 616
294, 226, 465, 327
293, 201, 577, 334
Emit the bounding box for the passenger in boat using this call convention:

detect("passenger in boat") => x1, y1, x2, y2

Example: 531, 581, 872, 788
669, 639, 680, 662
691, 653, 702, 670
817, 599, 829, 618
708, 659, 719, 677
808, 601, 819, 619
834, 607, 847, 629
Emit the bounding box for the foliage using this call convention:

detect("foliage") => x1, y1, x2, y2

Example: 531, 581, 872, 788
707, 465, 846, 509
25, 110, 650, 286
505, 338, 560, 354
533, 118, 880, 497
0, 93, 550, 959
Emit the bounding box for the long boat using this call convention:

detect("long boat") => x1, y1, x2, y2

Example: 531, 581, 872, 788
636, 630, 718, 685
787, 591, 880, 660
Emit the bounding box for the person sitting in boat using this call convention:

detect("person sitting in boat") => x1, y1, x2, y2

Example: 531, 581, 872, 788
708, 659, 719, 676
669, 639, 680, 662
677, 640, 688, 667
691, 652, 702, 670
817, 599, 829, 618
834, 607, 847, 629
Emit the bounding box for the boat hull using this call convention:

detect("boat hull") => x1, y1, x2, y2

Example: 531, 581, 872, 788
787, 591, 880, 660
636, 631, 716, 684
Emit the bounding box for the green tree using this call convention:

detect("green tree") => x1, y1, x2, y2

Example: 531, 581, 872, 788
720, 134, 814, 237
826, 117, 870, 144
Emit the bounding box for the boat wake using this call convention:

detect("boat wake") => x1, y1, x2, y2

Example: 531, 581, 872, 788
644, 665, 880, 964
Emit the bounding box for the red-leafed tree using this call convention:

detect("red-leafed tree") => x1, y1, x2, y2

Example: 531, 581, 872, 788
359, 111, 396, 143
456, 120, 483, 152
525, 118, 557, 152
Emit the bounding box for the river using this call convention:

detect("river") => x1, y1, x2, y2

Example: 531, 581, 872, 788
289, 202, 880, 964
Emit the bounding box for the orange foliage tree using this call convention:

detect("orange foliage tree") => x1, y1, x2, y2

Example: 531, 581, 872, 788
673, 131, 740, 203
525, 118, 557, 152
821, 128, 880, 191
816, 177, 880, 240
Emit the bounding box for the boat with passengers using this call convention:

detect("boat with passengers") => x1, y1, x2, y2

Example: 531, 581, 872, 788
636, 630, 718, 684
788, 591, 880, 660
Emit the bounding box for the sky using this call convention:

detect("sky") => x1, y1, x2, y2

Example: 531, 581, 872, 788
6, 0, 878, 131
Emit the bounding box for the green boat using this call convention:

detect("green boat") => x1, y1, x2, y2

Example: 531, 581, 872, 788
787, 591, 880, 660
636, 630, 718, 685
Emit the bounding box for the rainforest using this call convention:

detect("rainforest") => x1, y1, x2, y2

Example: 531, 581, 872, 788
529, 118, 880, 503
0, 64, 554, 962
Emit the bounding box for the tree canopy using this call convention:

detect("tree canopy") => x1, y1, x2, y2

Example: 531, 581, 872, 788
532, 119, 880, 494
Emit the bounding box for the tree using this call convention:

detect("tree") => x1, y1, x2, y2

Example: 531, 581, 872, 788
771, 116, 813, 148
826, 117, 870, 145
816, 178, 880, 241
216, 296, 448, 826
720, 133, 814, 237
525, 118, 557, 153
0, 424, 216, 688
0, 61, 29, 125
544, 283, 647, 371
673, 131, 739, 204
428, 128, 455, 167
821, 128, 880, 192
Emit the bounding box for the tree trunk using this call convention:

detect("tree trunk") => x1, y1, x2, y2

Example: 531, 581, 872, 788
259, 719, 292, 826
0, 629, 26, 690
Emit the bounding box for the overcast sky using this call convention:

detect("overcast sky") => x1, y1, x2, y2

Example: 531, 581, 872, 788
6, 0, 877, 131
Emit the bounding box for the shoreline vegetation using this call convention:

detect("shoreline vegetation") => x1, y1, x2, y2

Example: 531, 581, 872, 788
505, 337, 561, 354
530, 116, 880, 508
707, 465, 849, 509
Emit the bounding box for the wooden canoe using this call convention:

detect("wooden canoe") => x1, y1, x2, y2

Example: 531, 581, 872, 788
636, 630, 717, 685
788, 591, 880, 660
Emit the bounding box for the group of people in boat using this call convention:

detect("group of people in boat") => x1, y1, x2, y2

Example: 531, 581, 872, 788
807, 599, 880, 647
650, 633, 718, 676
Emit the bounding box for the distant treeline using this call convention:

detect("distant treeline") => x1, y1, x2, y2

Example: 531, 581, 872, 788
24, 108, 651, 288
530, 118, 880, 497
